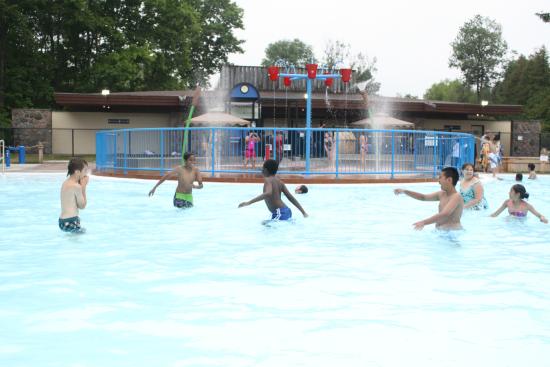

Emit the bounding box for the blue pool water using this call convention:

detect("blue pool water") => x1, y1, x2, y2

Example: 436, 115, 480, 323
1, 173, 549, 367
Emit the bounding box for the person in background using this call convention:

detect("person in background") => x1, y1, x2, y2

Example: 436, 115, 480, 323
243, 131, 260, 169
515, 173, 523, 182
528, 163, 537, 180
491, 184, 548, 223
394, 167, 463, 230
275, 131, 284, 163
295, 185, 308, 194
59, 157, 89, 233
459, 163, 488, 210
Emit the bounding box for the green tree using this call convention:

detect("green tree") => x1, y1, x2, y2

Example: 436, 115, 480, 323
322, 40, 380, 94
536, 12, 550, 23
449, 15, 507, 102
493, 47, 550, 130
423, 79, 477, 103
261, 39, 315, 67
0, 0, 244, 127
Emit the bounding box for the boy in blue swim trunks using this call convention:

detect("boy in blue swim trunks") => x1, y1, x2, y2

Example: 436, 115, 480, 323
238, 159, 308, 221
59, 157, 89, 233
148, 152, 203, 208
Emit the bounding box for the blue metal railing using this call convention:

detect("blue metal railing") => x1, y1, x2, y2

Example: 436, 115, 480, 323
96, 127, 475, 177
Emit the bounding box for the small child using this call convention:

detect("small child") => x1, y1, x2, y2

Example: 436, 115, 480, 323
491, 184, 548, 223
295, 185, 308, 194
528, 163, 537, 180
59, 157, 89, 233
239, 159, 308, 221
515, 173, 523, 182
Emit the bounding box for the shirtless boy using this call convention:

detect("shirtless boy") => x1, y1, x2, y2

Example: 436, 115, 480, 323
238, 159, 308, 221
394, 167, 463, 230
59, 157, 89, 233
148, 152, 203, 208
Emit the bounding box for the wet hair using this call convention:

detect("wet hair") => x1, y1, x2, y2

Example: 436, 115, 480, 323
511, 184, 529, 199
183, 152, 194, 161
528, 163, 535, 171
515, 173, 523, 181
263, 159, 278, 175
494, 133, 500, 142
298, 185, 308, 193
67, 157, 88, 176
441, 167, 459, 186
461, 163, 475, 171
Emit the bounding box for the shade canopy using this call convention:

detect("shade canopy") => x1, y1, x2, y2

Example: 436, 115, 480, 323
351, 113, 415, 129
190, 112, 251, 126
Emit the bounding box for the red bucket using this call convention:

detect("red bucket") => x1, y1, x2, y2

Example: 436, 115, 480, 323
340, 68, 352, 83
283, 76, 291, 87
268, 66, 279, 81
306, 63, 318, 79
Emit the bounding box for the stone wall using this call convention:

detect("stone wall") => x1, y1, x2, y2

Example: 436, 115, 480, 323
11, 109, 52, 153
511, 120, 541, 157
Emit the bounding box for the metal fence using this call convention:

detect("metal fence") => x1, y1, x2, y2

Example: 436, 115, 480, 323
0, 127, 103, 155
95, 127, 476, 178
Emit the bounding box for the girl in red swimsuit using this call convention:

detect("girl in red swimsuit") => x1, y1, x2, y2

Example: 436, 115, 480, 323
491, 184, 548, 223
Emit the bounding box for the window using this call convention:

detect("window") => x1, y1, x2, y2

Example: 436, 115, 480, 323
108, 118, 130, 124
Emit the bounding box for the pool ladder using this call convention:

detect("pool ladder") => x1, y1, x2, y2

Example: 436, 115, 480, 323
0, 139, 4, 173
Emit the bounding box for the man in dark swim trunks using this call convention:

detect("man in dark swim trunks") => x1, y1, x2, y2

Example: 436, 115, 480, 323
238, 159, 308, 221
148, 152, 203, 208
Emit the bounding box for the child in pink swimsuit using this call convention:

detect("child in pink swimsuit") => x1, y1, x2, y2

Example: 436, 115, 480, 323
244, 132, 259, 168
491, 184, 548, 223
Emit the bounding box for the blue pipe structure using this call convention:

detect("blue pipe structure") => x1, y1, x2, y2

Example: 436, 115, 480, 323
277, 71, 342, 174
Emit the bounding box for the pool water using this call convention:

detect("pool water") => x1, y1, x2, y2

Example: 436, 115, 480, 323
1, 173, 549, 367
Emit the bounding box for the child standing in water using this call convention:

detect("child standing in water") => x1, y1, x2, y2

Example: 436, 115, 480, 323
59, 157, 89, 233
148, 152, 203, 208
491, 184, 548, 223
238, 159, 308, 221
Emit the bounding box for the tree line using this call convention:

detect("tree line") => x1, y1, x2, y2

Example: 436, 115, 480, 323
424, 14, 550, 131
0, 0, 245, 127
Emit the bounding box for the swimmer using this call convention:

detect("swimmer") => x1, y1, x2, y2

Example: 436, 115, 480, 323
295, 185, 308, 194
528, 163, 537, 180
59, 157, 89, 233
238, 159, 308, 221
394, 167, 463, 230
515, 173, 523, 182
490, 184, 548, 223
148, 152, 203, 208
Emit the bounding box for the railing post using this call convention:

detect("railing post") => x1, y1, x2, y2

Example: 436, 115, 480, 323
273, 128, 277, 162
123, 130, 128, 175
335, 131, 339, 178
211, 128, 215, 177
432, 133, 437, 178
391, 131, 395, 179
160, 130, 164, 176
305, 79, 312, 175
71, 129, 75, 156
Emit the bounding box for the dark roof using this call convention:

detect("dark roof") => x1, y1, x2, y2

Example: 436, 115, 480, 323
54, 91, 523, 116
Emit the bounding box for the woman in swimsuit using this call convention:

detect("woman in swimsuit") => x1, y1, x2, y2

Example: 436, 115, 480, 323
324, 132, 335, 169
459, 163, 488, 210
491, 184, 548, 223
244, 132, 260, 169
359, 134, 368, 169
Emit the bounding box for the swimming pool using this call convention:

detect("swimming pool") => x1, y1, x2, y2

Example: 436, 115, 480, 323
1, 173, 549, 367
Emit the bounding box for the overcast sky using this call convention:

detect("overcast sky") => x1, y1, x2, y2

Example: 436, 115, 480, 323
226, 0, 550, 98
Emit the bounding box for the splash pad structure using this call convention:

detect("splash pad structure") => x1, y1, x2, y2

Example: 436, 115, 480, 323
267, 62, 352, 172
